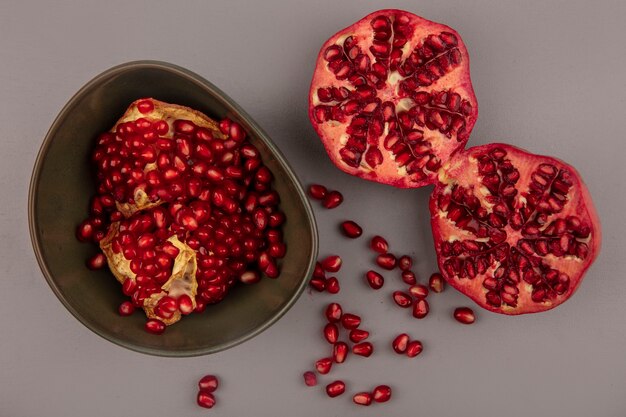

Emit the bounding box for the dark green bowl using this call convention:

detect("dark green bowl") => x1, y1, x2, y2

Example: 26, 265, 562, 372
28, 61, 318, 357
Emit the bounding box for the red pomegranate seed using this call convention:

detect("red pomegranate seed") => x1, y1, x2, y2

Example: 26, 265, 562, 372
198, 375, 219, 392
373, 385, 392, 403
313, 262, 326, 278
118, 301, 135, 316
412, 299, 430, 319
178, 294, 194, 315
349, 329, 369, 343
365, 270, 384, 289
454, 307, 476, 324
392, 333, 410, 354
315, 357, 333, 374
409, 284, 429, 299
429, 272, 445, 293
340, 220, 363, 238
136, 99, 154, 114
309, 277, 327, 292
406, 340, 423, 357
370, 235, 389, 253
86, 253, 107, 270
158, 296, 178, 313
321, 255, 342, 272
197, 391, 216, 409
76, 220, 94, 242
392, 291, 412, 308
308, 184, 328, 200
325, 302, 343, 323
322, 190, 343, 209
352, 342, 373, 357
333, 342, 349, 363
376, 253, 397, 270
326, 277, 340, 294
240, 270, 261, 284
303, 371, 317, 387
401, 270, 417, 285
122, 277, 136, 296
324, 323, 339, 344
353, 392, 373, 406
145, 319, 166, 335
341, 313, 361, 329
398, 255, 413, 271
326, 380, 346, 398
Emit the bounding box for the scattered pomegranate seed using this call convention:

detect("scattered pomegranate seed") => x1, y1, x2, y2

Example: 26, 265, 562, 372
309, 277, 327, 292
341, 313, 361, 329
406, 340, 423, 357
86, 253, 107, 270
308, 184, 328, 200
353, 392, 373, 406
313, 262, 326, 278
398, 255, 413, 271
315, 357, 333, 374
145, 319, 166, 335
370, 235, 389, 253
340, 220, 363, 238
365, 270, 384, 289
198, 375, 219, 392
392, 291, 412, 308
323, 323, 339, 344
333, 342, 349, 363
412, 299, 430, 319
392, 333, 410, 354
118, 301, 135, 316
326, 277, 340, 294
321, 255, 342, 272
409, 284, 429, 299
349, 329, 369, 343
401, 270, 417, 285
325, 303, 343, 323
429, 272, 445, 293
352, 342, 374, 357
322, 190, 343, 209
326, 380, 346, 397
197, 391, 216, 409
373, 385, 392, 403
303, 371, 317, 387
376, 253, 397, 270
454, 307, 476, 324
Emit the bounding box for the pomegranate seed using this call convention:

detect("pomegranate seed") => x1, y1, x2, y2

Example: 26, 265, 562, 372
376, 253, 397, 270
313, 262, 325, 278
352, 342, 373, 357
401, 270, 417, 285
76, 220, 94, 242
341, 313, 361, 329
136, 99, 154, 114
309, 277, 327, 292
86, 253, 107, 270
315, 357, 333, 374
412, 299, 429, 319
145, 319, 166, 335
178, 294, 194, 315
324, 323, 339, 344
158, 296, 177, 313
392, 333, 410, 354
392, 291, 412, 308
326, 277, 340, 294
308, 184, 327, 199
353, 392, 373, 406
325, 303, 343, 323
398, 255, 413, 271
303, 371, 317, 387
409, 284, 429, 299
454, 307, 476, 324
240, 270, 261, 284
406, 340, 423, 357
370, 235, 389, 253
118, 301, 135, 316
198, 375, 219, 392
333, 342, 349, 363
373, 385, 392, 402
196, 391, 216, 409
429, 272, 445, 293
322, 190, 343, 209
349, 329, 369, 343
122, 277, 136, 296
340, 220, 363, 238
321, 255, 342, 272
366, 270, 384, 289
326, 380, 346, 398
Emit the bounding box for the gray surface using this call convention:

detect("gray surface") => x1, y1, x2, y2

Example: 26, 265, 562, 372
1, 0, 625, 416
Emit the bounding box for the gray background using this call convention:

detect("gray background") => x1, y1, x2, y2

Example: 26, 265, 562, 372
1, 0, 625, 416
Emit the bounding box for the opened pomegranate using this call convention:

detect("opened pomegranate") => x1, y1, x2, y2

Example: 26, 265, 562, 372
309, 9, 477, 187
78, 98, 286, 330
430, 144, 600, 314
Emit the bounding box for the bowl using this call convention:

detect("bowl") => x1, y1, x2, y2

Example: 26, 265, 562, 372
28, 61, 318, 357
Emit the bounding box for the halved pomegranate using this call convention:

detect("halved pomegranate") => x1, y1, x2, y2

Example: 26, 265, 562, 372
429, 144, 601, 314
309, 9, 477, 187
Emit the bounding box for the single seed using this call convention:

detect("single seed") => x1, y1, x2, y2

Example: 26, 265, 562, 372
365, 270, 384, 289
196, 391, 216, 409
373, 385, 392, 402
322, 190, 344, 209
406, 340, 423, 357
352, 342, 374, 357
324, 323, 339, 344
321, 255, 342, 272
349, 329, 370, 343
376, 253, 397, 270
333, 342, 349, 363
454, 307, 475, 324
392, 333, 410, 354
198, 375, 219, 392
370, 235, 389, 253
341, 220, 363, 238
401, 270, 417, 285
325, 302, 343, 323
315, 357, 333, 374
393, 291, 412, 308
429, 272, 445, 293
325, 276, 340, 294
412, 299, 429, 319
409, 284, 429, 299
398, 255, 413, 271
308, 184, 328, 200
303, 371, 317, 387
353, 392, 373, 406
341, 313, 362, 329
326, 380, 346, 398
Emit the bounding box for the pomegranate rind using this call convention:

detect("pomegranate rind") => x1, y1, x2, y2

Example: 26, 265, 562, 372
430, 143, 601, 314
111, 98, 225, 217
308, 9, 478, 188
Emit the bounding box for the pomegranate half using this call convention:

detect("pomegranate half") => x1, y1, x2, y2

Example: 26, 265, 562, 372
309, 9, 477, 187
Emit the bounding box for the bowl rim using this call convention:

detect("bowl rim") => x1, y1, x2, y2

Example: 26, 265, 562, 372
28, 60, 319, 357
